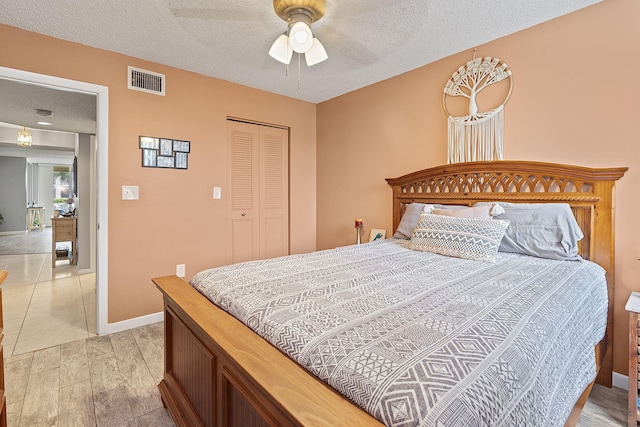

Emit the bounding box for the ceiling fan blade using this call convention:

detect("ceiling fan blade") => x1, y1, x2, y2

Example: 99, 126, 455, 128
167, 0, 271, 21
315, 24, 379, 66
323, 0, 419, 20
313, 0, 426, 66
169, 7, 263, 21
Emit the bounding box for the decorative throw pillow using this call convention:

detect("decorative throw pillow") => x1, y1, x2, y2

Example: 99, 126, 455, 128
410, 213, 509, 262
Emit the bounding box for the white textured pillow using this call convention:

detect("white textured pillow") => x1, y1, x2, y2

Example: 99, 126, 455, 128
410, 213, 509, 262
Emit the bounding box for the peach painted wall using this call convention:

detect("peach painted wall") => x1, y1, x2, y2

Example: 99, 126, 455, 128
0, 24, 317, 323
317, 0, 639, 377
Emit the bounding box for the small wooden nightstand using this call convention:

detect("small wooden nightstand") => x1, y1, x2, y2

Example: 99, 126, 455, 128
626, 292, 640, 426
51, 217, 77, 268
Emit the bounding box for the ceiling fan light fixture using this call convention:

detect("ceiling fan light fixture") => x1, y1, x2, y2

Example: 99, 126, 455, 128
288, 21, 313, 53
270, 1, 327, 69
269, 34, 293, 64
305, 38, 328, 66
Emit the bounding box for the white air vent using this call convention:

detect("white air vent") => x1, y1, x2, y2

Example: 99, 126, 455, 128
128, 66, 165, 96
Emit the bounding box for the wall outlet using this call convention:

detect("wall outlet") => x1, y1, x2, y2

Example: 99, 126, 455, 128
176, 264, 185, 278
213, 186, 222, 200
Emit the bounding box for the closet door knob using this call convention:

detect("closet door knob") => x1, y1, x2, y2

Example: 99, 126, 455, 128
241, 213, 246, 216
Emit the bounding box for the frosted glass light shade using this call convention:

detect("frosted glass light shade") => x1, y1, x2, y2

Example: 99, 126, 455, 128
17, 126, 32, 147
305, 38, 328, 66
288, 22, 313, 53
269, 34, 293, 64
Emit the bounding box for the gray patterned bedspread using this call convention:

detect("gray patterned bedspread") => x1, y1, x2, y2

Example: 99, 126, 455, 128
190, 239, 607, 427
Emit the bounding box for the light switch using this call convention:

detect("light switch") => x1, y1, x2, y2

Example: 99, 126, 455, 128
213, 187, 222, 200
122, 185, 139, 200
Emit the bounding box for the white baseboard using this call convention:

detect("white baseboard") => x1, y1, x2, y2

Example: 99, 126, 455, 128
105, 311, 164, 335
0, 230, 26, 236
613, 372, 629, 391
77, 268, 94, 275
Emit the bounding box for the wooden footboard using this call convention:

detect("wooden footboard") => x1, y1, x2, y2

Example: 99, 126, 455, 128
153, 275, 383, 427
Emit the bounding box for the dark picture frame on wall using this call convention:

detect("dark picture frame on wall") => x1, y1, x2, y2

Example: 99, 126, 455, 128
160, 138, 173, 156
142, 149, 157, 167
175, 152, 188, 169
139, 136, 190, 170
157, 156, 175, 168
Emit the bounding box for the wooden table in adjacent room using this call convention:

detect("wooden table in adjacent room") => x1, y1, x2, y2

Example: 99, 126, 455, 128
51, 217, 77, 268
26, 206, 45, 231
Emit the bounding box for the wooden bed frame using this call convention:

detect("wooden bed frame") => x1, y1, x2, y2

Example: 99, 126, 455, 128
153, 160, 626, 427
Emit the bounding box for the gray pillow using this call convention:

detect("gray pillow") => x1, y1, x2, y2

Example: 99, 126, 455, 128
394, 203, 465, 239
477, 202, 583, 260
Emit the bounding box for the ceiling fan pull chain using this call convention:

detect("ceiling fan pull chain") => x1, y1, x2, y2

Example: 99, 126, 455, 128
298, 53, 301, 89
286, 31, 291, 77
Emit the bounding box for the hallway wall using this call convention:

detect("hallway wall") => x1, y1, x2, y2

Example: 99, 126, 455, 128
0, 156, 27, 232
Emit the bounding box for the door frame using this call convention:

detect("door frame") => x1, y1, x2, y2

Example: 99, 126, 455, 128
0, 66, 110, 335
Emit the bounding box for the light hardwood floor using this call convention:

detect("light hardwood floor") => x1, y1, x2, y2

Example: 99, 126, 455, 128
580, 384, 628, 426
0, 253, 629, 426
3, 331, 626, 427
4, 324, 174, 426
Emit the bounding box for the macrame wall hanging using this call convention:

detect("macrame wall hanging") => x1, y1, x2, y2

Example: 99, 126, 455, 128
443, 52, 513, 163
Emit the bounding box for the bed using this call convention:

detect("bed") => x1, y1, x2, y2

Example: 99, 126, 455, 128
153, 160, 627, 427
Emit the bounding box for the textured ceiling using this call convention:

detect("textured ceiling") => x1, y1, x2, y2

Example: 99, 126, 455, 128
0, 79, 96, 134
0, 80, 95, 164
0, 0, 601, 105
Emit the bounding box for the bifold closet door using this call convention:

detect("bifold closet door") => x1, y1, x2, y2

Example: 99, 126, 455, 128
226, 120, 289, 264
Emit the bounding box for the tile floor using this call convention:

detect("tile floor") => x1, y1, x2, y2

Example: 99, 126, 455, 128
1, 253, 174, 426
1, 253, 95, 357
0, 253, 628, 426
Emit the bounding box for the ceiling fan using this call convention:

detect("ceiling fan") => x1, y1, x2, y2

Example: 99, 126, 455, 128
167, 0, 385, 67
268, 0, 328, 67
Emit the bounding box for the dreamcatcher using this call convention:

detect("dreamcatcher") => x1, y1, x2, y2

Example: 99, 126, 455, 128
443, 53, 513, 163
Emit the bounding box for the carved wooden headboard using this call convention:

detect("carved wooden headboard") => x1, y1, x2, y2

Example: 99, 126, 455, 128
386, 160, 627, 386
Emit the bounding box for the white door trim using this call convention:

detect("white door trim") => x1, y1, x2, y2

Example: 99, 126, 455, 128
0, 66, 110, 335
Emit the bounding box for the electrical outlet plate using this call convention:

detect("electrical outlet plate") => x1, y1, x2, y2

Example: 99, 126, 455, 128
213, 187, 222, 199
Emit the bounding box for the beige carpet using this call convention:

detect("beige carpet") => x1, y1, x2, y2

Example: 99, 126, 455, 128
0, 227, 52, 254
